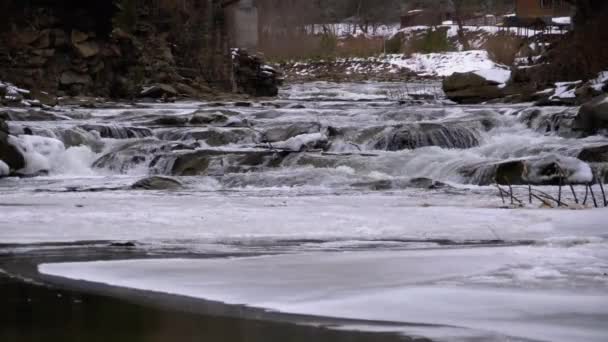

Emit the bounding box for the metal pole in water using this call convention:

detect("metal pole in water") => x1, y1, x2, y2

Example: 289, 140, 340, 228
589, 184, 598, 208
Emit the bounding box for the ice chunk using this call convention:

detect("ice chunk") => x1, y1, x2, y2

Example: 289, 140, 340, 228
523, 155, 593, 184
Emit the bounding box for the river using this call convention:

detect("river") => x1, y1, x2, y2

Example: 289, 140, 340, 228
1, 81, 607, 342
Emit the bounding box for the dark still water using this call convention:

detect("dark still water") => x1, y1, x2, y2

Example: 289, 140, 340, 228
0, 276, 420, 342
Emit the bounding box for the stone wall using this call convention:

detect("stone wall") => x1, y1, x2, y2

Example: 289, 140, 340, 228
0, 0, 233, 100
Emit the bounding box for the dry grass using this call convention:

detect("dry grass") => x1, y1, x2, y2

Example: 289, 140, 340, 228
261, 31, 385, 61
484, 33, 524, 66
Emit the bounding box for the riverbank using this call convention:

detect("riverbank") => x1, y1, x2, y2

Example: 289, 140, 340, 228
0, 272, 416, 342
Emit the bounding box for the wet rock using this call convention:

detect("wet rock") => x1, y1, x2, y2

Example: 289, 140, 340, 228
263, 122, 322, 143
109, 242, 137, 247
0, 122, 26, 172
461, 155, 593, 185
443, 72, 505, 104
0, 109, 67, 121
375, 123, 481, 151
80, 124, 153, 139
573, 94, 608, 135
151, 116, 189, 126
351, 180, 393, 191
60, 71, 92, 85
578, 145, 608, 163
408, 177, 448, 189
189, 112, 229, 125
140, 84, 178, 99
169, 150, 291, 176
162, 128, 257, 146
131, 176, 183, 190
234, 102, 253, 107
30, 89, 58, 107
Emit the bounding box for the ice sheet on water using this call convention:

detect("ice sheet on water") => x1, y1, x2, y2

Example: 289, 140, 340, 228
40, 241, 608, 342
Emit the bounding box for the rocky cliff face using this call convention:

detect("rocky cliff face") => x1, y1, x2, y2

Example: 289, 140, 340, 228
0, 1, 234, 101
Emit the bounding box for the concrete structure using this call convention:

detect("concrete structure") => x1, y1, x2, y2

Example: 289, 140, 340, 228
223, 0, 259, 52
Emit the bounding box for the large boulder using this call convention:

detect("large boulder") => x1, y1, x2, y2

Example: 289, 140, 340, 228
573, 94, 608, 135
443, 72, 505, 104
374, 122, 482, 151
140, 84, 178, 99
232, 49, 283, 97
443, 72, 506, 104
460, 155, 593, 185
578, 144, 608, 163
0, 119, 26, 172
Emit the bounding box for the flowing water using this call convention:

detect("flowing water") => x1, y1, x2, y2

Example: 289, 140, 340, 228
1, 82, 608, 342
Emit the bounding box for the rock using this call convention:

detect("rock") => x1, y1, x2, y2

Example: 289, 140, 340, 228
175, 83, 201, 98
443, 72, 498, 91
443, 72, 505, 104
60, 71, 92, 85
74, 41, 100, 58
80, 124, 153, 139
30, 89, 58, 107
0, 124, 26, 172
17, 31, 41, 46
461, 156, 593, 185
351, 180, 393, 191
109, 242, 136, 247
0, 109, 67, 121
0, 118, 8, 134
232, 49, 283, 97
34, 30, 52, 49
151, 116, 189, 126
169, 150, 291, 176
140, 84, 178, 98
189, 112, 229, 125
408, 177, 448, 189
263, 122, 321, 143
71, 30, 89, 44
51, 29, 68, 47
131, 176, 183, 190
375, 122, 481, 151
573, 94, 608, 135
578, 145, 608, 163
28, 56, 48, 67
234, 102, 252, 107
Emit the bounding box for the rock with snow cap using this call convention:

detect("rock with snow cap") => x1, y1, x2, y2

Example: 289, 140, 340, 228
574, 94, 608, 135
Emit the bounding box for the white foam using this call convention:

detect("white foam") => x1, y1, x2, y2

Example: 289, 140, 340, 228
8, 135, 98, 176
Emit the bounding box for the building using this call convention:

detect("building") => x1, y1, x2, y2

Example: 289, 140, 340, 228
515, 0, 573, 20
223, 0, 259, 51
400, 9, 452, 28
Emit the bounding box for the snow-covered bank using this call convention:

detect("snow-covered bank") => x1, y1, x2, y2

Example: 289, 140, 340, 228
283, 50, 510, 83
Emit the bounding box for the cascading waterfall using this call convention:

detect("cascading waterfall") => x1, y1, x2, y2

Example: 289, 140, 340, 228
1, 82, 607, 191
